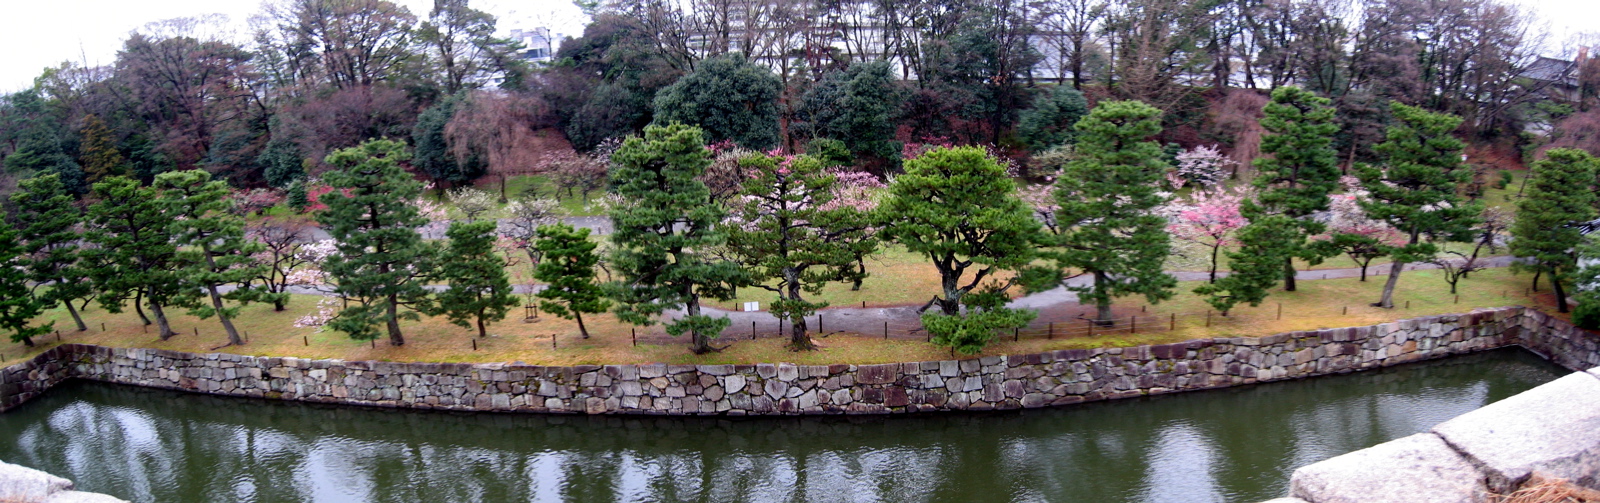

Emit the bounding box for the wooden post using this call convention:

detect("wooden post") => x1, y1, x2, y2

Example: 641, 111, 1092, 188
1131, 316, 1136, 334
472, 339, 477, 351
632, 328, 637, 346
1276, 303, 1282, 320
1141, 305, 1146, 313
752, 321, 756, 340
55, 330, 60, 342
552, 334, 557, 349
101, 323, 106, 331
1454, 295, 1459, 304
1342, 306, 1348, 315
884, 322, 889, 339
861, 301, 866, 308
1170, 313, 1175, 331
304, 336, 309, 346
194, 327, 199, 337
1087, 319, 1094, 337
1048, 322, 1054, 340
1205, 310, 1211, 327
1013, 328, 1019, 342
819, 314, 823, 334
1406, 300, 1411, 309
370, 339, 375, 349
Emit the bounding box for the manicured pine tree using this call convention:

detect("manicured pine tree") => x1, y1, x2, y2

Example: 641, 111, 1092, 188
316, 139, 436, 346
435, 220, 521, 338
724, 152, 878, 351
1357, 103, 1482, 308
157, 170, 281, 346
1042, 100, 1176, 325
1510, 148, 1599, 313
879, 146, 1041, 354
1198, 86, 1342, 313
533, 223, 611, 339
84, 177, 185, 338
10, 174, 93, 332
607, 124, 745, 354
0, 212, 51, 347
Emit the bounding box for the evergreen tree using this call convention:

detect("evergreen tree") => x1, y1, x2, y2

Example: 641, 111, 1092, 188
10, 174, 93, 332
84, 177, 185, 338
607, 124, 744, 354
879, 146, 1041, 354
286, 180, 310, 213
1510, 148, 1599, 313
1357, 103, 1482, 308
1198, 86, 1342, 312
6, 125, 86, 195
724, 152, 879, 351
1039, 101, 1176, 325
157, 170, 281, 346
652, 54, 782, 149
316, 140, 436, 346
413, 92, 486, 187
78, 114, 125, 183
435, 220, 520, 338
801, 61, 907, 165
533, 223, 611, 339
1016, 85, 1089, 151
258, 133, 306, 189
0, 213, 50, 347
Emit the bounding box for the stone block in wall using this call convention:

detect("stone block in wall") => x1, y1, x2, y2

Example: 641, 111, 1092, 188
1288, 433, 1489, 503
1430, 370, 1600, 492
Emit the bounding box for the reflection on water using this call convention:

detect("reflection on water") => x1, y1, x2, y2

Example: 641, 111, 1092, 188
0, 348, 1568, 503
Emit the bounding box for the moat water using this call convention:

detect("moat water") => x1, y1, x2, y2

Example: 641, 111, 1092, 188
0, 348, 1569, 503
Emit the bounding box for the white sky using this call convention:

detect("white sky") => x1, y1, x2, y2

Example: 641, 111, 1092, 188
0, 0, 590, 93
0, 0, 1595, 94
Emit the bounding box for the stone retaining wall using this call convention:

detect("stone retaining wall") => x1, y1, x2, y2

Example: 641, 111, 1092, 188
1, 306, 1595, 415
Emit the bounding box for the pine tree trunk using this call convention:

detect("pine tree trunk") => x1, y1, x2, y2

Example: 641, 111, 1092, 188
134, 290, 151, 326
19, 336, 33, 347
149, 299, 176, 339
1376, 261, 1406, 308
575, 311, 589, 339
1094, 271, 1114, 326
63, 300, 87, 331
687, 294, 711, 354
477, 316, 487, 338
1555, 274, 1570, 313
385, 298, 405, 346
1283, 257, 1297, 291
273, 295, 287, 312
209, 285, 244, 346
786, 280, 816, 351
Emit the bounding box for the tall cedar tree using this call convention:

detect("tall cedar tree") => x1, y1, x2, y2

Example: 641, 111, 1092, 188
1357, 103, 1482, 308
1041, 101, 1176, 325
533, 223, 611, 339
435, 220, 520, 338
724, 153, 878, 351
157, 170, 281, 346
880, 146, 1041, 354
317, 140, 436, 346
607, 124, 744, 354
78, 114, 125, 183
84, 177, 185, 338
652, 54, 782, 149
0, 212, 51, 347
11, 174, 93, 331
1197, 86, 1341, 313
1510, 148, 1599, 313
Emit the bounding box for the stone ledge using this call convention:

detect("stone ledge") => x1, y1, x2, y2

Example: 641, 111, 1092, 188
1289, 433, 1490, 503
1431, 370, 1600, 492
0, 460, 127, 503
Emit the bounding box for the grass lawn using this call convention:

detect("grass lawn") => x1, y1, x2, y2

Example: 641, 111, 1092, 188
8, 263, 1559, 367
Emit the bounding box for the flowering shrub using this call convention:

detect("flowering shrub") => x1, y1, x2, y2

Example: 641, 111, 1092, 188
1174, 145, 1234, 187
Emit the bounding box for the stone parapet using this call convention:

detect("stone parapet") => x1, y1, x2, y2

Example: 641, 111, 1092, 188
1, 306, 1594, 416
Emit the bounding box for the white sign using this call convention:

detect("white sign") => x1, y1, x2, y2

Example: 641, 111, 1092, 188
743, 302, 760, 312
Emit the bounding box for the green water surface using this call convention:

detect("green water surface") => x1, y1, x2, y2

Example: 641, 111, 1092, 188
0, 348, 1570, 503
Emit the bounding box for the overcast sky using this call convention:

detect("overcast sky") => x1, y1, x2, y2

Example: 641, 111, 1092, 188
0, 0, 1595, 94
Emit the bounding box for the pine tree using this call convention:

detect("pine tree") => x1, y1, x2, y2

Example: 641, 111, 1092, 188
879, 146, 1041, 354
78, 114, 125, 183
1357, 103, 1482, 308
1510, 148, 1599, 313
157, 170, 281, 346
7, 126, 87, 195
84, 177, 185, 338
724, 152, 878, 351
316, 140, 436, 346
286, 180, 310, 213
533, 223, 611, 339
0, 211, 51, 347
1198, 86, 1342, 312
607, 124, 745, 354
435, 220, 520, 338
1041, 100, 1176, 325
10, 174, 93, 332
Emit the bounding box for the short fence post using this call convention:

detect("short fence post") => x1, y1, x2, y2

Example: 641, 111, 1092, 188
1205, 310, 1212, 327
1276, 303, 1282, 320
752, 321, 756, 340
1454, 295, 1459, 304
1406, 300, 1411, 309
472, 338, 477, 351
632, 328, 637, 346
370, 339, 375, 349
1342, 306, 1348, 315
1170, 313, 1175, 331
304, 336, 309, 346
1131, 316, 1136, 334
1014, 328, 1019, 342
552, 334, 557, 349
101, 323, 106, 331
883, 322, 889, 339
1087, 319, 1094, 337
194, 327, 198, 337
1048, 322, 1054, 340
819, 314, 824, 334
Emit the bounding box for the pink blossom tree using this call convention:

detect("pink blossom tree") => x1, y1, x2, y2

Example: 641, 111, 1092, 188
1168, 186, 1249, 282
1318, 178, 1407, 281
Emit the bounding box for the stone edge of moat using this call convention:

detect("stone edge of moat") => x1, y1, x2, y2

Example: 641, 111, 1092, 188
0, 459, 128, 502
1, 306, 1596, 418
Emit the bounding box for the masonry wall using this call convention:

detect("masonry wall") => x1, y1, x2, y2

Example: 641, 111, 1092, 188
1, 306, 1594, 415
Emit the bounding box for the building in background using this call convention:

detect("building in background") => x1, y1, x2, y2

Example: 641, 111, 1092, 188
509, 28, 568, 64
